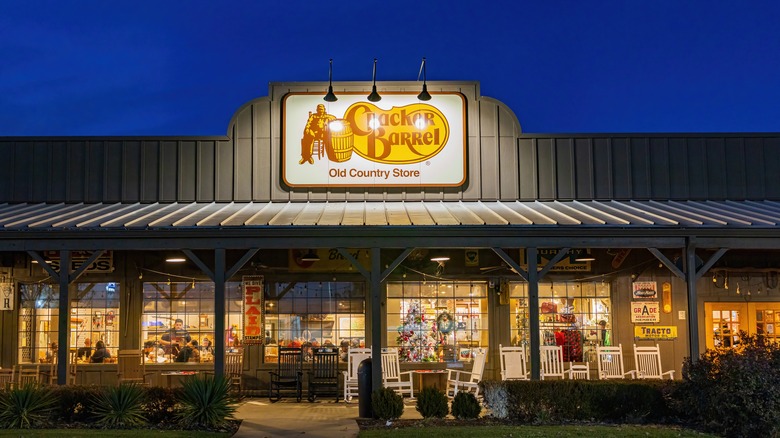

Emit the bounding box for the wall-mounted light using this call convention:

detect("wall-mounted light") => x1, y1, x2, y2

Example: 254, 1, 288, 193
367, 58, 381, 102
417, 57, 431, 101
323, 58, 337, 102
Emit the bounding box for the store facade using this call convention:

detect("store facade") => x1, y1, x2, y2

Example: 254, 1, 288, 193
1, 81, 780, 390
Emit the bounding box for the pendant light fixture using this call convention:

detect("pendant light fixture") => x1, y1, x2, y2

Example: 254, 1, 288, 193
323, 58, 337, 102
417, 57, 431, 101
367, 58, 381, 102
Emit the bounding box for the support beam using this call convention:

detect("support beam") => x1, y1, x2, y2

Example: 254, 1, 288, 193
27, 251, 60, 281
336, 248, 370, 278
370, 248, 382, 391
214, 249, 226, 377
648, 248, 685, 280
685, 241, 700, 362
527, 248, 540, 379
695, 248, 728, 281
68, 250, 106, 283
57, 250, 70, 385
538, 248, 571, 279
491, 247, 528, 280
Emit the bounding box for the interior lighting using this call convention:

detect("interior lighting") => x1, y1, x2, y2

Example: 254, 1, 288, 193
165, 255, 186, 263
417, 57, 431, 101
300, 250, 321, 262
323, 58, 337, 102
367, 58, 381, 102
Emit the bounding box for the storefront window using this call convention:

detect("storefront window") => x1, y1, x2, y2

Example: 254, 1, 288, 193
387, 281, 488, 363
18, 282, 121, 365
264, 281, 365, 363
142, 281, 243, 363
510, 281, 611, 364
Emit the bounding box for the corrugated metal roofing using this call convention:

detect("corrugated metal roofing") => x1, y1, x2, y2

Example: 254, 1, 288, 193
0, 200, 777, 230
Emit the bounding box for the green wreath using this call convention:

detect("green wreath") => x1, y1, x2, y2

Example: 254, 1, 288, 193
436, 312, 455, 334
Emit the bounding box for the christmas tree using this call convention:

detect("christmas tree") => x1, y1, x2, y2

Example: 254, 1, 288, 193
396, 301, 441, 362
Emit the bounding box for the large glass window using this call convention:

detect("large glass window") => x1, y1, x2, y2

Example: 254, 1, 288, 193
142, 281, 243, 363
510, 281, 611, 365
387, 281, 488, 363
264, 281, 366, 363
18, 282, 120, 364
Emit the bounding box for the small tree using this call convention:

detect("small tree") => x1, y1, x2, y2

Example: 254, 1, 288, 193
674, 332, 780, 438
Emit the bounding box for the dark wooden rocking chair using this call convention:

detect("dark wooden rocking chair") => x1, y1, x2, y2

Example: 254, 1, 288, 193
269, 347, 303, 402
307, 347, 340, 402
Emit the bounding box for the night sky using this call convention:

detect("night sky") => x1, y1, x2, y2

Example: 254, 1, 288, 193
2, 1, 779, 136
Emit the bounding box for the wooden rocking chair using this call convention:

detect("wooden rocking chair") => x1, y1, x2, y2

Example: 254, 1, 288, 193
307, 347, 340, 402
269, 347, 303, 402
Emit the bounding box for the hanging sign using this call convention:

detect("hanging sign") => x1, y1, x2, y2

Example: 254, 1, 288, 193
519, 248, 592, 272
282, 92, 467, 187
631, 301, 660, 323
634, 326, 678, 340
632, 281, 658, 299
43, 250, 114, 273
288, 248, 371, 272
0, 282, 14, 310
242, 276, 264, 345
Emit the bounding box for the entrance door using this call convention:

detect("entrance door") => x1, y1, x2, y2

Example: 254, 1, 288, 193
704, 303, 747, 349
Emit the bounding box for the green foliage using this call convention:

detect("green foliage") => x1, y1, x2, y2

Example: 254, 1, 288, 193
0, 383, 58, 429
51, 385, 98, 424
451, 391, 481, 420
371, 387, 404, 420
490, 379, 672, 424
415, 387, 448, 418
176, 375, 238, 430
673, 332, 780, 438
91, 383, 147, 428
142, 386, 180, 426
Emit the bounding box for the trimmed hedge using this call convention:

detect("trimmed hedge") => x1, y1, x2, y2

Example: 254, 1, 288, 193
480, 379, 675, 424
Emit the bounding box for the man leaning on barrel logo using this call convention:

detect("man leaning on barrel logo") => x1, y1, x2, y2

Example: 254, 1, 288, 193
300, 104, 336, 164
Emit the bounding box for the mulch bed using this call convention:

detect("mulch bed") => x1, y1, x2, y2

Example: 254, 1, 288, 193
357, 417, 505, 430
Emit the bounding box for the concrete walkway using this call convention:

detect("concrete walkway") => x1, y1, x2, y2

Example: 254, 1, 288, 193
234, 397, 421, 437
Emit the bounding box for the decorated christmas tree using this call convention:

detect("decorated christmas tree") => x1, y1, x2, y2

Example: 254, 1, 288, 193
396, 301, 441, 362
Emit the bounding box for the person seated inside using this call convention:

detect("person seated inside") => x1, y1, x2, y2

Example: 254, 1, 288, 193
90, 340, 111, 363
77, 338, 93, 362
143, 341, 165, 363
45, 342, 58, 363
200, 337, 214, 354
175, 340, 200, 363
160, 318, 192, 355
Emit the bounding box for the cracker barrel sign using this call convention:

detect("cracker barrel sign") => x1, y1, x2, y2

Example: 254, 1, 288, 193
282, 92, 466, 187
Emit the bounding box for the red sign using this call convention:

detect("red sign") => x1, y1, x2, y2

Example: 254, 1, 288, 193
243, 278, 264, 344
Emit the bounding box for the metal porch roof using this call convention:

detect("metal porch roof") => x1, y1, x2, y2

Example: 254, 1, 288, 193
0, 200, 778, 230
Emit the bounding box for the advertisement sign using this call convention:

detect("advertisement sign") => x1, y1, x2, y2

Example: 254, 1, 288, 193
631, 301, 660, 323
288, 248, 371, 272
519, 248, 592, 272
282, 92, 467, 187
242, 277, 264, 345
634, 326, 678, 340
43, 250, 114, 273
632, 281, 658, 299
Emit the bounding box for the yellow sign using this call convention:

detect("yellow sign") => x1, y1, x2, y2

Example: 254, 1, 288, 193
282, 92, 466, 187
288, 249, 371, 272
634, 326, 677, 340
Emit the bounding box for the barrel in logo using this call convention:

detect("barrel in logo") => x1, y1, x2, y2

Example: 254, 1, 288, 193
326, 119, 354, 163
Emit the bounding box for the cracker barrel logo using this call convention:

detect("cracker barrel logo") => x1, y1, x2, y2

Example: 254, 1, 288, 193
298, 102, 449, 166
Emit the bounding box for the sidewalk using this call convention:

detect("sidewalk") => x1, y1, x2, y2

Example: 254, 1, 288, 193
233, 397, 421, 438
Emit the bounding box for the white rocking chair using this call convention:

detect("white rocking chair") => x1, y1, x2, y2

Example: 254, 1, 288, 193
342, 347, 371, 403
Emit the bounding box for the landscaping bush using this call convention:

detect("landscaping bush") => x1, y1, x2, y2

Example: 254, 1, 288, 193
91, 383, 147, 428
176, 375, 238, 430
415, 387, 448, 418
672, 332, 780, 438
371, 387, 404, 420
0, 384, 58, 429
481, 379, 674, 424
51, 385, 99, 424
143, 386, 181, 426
451, 391, 481, 419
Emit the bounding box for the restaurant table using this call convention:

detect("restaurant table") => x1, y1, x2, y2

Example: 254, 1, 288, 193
412, 369, 448, 396
160, 370, 199, 388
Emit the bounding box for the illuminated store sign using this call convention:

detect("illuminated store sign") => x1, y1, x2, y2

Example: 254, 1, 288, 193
282, 92, 466, 187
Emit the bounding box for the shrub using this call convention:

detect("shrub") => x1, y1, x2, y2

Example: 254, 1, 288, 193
91, 383, 147, 428
51, 385, 99, 424
143, 386, 180, 426
451, 391, 481, 419
673, 332, 780, 438
176, 375, 238, 430
415, 387, 448, 418
371, 387, 403, 420
0, 384, 58, 428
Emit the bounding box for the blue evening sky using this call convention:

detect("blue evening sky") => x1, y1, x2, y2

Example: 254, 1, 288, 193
1, 1, 779, 136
